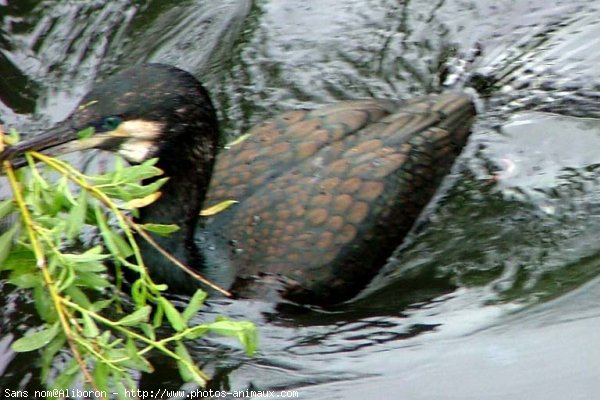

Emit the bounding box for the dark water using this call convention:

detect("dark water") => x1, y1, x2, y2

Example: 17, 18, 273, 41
2, 0, 600, 398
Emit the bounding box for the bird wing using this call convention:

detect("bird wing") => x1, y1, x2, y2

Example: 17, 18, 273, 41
203, 94, 475, 304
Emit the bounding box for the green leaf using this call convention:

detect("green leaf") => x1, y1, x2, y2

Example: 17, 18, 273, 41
12, 322, 60, 352
71, 261, 108, 273
115, 305, 152, 326
209, 319, 258, 356
56, 176, 76, 209
113, 344, 155, 372
40, 333, 66, 381
92, 163, 164, 187
123, 162, 164, 182
109, 230, 134, 259
98, 331, 112, 347
34, 286, 57, 323
125, 337, 137, 358
92, 362, 110, 394
62, 246, 109, 264
114, 153, 126, 172
140, 157, 159, 168
131, 278, 147, 307
94, 204, 116, 248
183, 325, 209, 340
182, 289, 207, 323
28, 160, 49, 190
105, 347, 128, 362
66, 190, 87, 240
82, 312, 100, 338
0, 249, 36, 272
0, 224, 18, 266
152, 307, 165, 328
140, 323, 156, 341
125, 338, 154, 373
56, 262, 75, 292
0, 198, 14, 219
154, 283, 168, 291
94, 204, 133, 258
77, 127, 95, 140
75, 271, 111, 288
64, 286, 92, 308
159, 297, 186, 332
8, 271, 41, 288
175, 343, 193, 381
139, 223, 180, 236
175, 343, 207, 385
114, 178, 169, 200
41, 187, 61, 215
91, 298, 114, 312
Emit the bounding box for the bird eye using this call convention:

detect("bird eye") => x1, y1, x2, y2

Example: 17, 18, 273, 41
101, 116, 122, 131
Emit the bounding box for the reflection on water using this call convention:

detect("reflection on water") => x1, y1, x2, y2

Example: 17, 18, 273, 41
298, 277, 600, 400
2, 0, 600, 398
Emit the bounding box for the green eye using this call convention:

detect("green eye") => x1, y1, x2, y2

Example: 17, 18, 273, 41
102, 116, 122, 131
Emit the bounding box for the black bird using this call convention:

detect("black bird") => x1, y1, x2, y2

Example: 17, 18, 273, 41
0, 64, 475, 305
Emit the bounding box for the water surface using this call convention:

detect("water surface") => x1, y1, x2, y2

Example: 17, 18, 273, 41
1, 0, 600, 398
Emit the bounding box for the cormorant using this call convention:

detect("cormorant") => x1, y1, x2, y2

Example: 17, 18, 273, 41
0, 64, 475, 305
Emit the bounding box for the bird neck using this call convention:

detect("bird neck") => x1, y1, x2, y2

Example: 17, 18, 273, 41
139, 171, 203, 262
135, 133, 217, 293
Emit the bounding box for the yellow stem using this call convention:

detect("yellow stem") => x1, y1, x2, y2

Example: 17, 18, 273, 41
2, 157, 102, 397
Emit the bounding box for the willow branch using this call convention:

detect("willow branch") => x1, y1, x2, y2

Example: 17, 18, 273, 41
1, 130, 101, 396
31, 151, 231, 297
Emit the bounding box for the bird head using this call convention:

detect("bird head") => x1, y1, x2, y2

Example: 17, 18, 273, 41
1, 64, 219, 172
